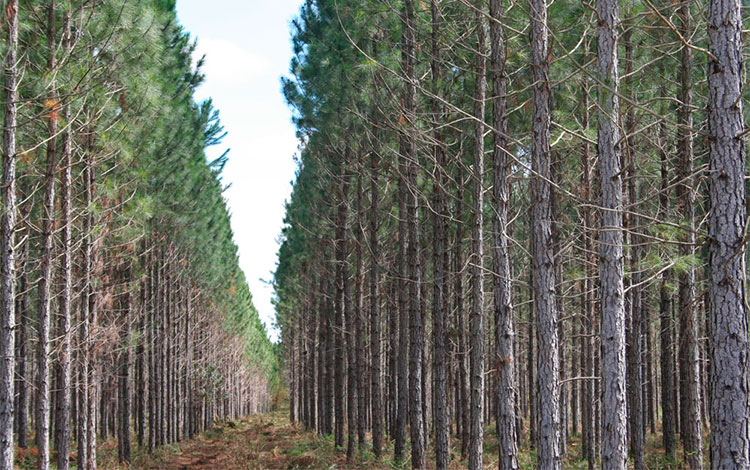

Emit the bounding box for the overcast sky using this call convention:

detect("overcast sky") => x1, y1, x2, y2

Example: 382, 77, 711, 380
176, 0, 304, 342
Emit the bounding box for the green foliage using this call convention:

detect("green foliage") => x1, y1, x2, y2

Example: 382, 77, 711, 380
15, 0, 277, 387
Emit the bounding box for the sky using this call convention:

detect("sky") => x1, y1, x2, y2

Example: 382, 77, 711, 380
176, 0, 304, 342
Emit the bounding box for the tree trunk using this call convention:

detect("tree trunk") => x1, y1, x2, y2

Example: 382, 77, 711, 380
343, 149, 357, 462
530, 0, 561, 466
394, 83, 409, 468
675, 3, 703, 468
707, 0, 750, 465
454, 163, 470, 459
623, 27, 644, 470
430, 1, 449, 467
117, 268, 132, 463
56, 14, 73, 470
401, 3, 425, 468
468, 9, 486, 470
579, 43, 595, 469
355, 176, 366, 448
334, 151, 348, 450
37, 4, 59, 468
137, 272, 147, 445
0, 2, 19, 466
596, 0, 627, 466
490, 0, 518, 467
655, 115, 676, 457
85, 132, 99, 470
15, 233, 28, 451
369, 132, 383, 458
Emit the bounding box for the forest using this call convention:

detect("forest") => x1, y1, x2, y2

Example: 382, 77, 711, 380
0, 1, 277, 469
274, 0, 750, 469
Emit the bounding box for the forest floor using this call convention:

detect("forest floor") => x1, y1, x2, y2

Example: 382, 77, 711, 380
91, 407, 400, 469
18, 407, 684, 469
96, 407, 395, 470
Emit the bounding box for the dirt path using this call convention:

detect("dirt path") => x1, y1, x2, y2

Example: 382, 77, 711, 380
128, 409, 373, 470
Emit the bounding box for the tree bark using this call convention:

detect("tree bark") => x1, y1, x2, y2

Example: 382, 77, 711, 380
334, 149, 348, 451
453, 165, 471, 459
706, 0, 750, 465
56, 13, 73, 469
468, 9, 487, 470
85, 131, 99, 470
15, 230, 28, 451
675, 3, 702, 468
430, 1, 449, 467
623, 27, 644, 470
596, 0, 627, 466
394, 40, 410, 468
37, 4, 59, 468
0, 1, 19, 466
401, 3, 425, 467
490, 0, 518, 467
355, 176, 366, 448
343, 149, 357, 462
369, 129, 383, 458
529, 0, 561, 466
117, 268, 132, 463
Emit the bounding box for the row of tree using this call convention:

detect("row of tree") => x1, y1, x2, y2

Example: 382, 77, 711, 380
274, 0, 749, 469
0, 1, 275, 469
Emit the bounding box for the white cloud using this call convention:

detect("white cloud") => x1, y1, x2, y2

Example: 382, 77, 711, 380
194, 38, 271, 86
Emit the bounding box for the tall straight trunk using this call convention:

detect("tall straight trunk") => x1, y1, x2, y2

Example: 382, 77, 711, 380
183, 284, 192, 439
401, 2, 425, 468
85, 131, 98, 470
528, 295, 535, 449
325, 275, 335, 436
157, 248, 166, 446
117, 268, 132, 463
675, 2, 703, 468
656, 110, 676, 457
342, 150, 357, 462
394, 88, 409, 466
147, 244, 156, 452
15, 233, 28, 450
355, 176, 366, 448
623, 28, 644, 470
316, 274, 325, 435
430, 2, 449, 467
596, 0, 627, 466
388, 280, 397, 440
572, 317, 579, 438
166, 262, 174, 443
0, 1, 19, 466
369, 137, 383, 458
56, 14, 73, 470
659, 272, 675, 456
77, 132, 92, 469
334, 152, 348, 450
37, 4, 59, 468
454, 165, 470, 459
530, 0, 560, 466
645, 303, 655, 436
319, 274, 330, 436
553, 156, 567, 458
138, 272, 147, 445
289, 323, 296, 423
707, 0, 750, 465
490, 0, 518, 467
673, 317, 680, 436
307, 274, 317, 432
468, 9, 486, 470
580, 43, 595, 470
